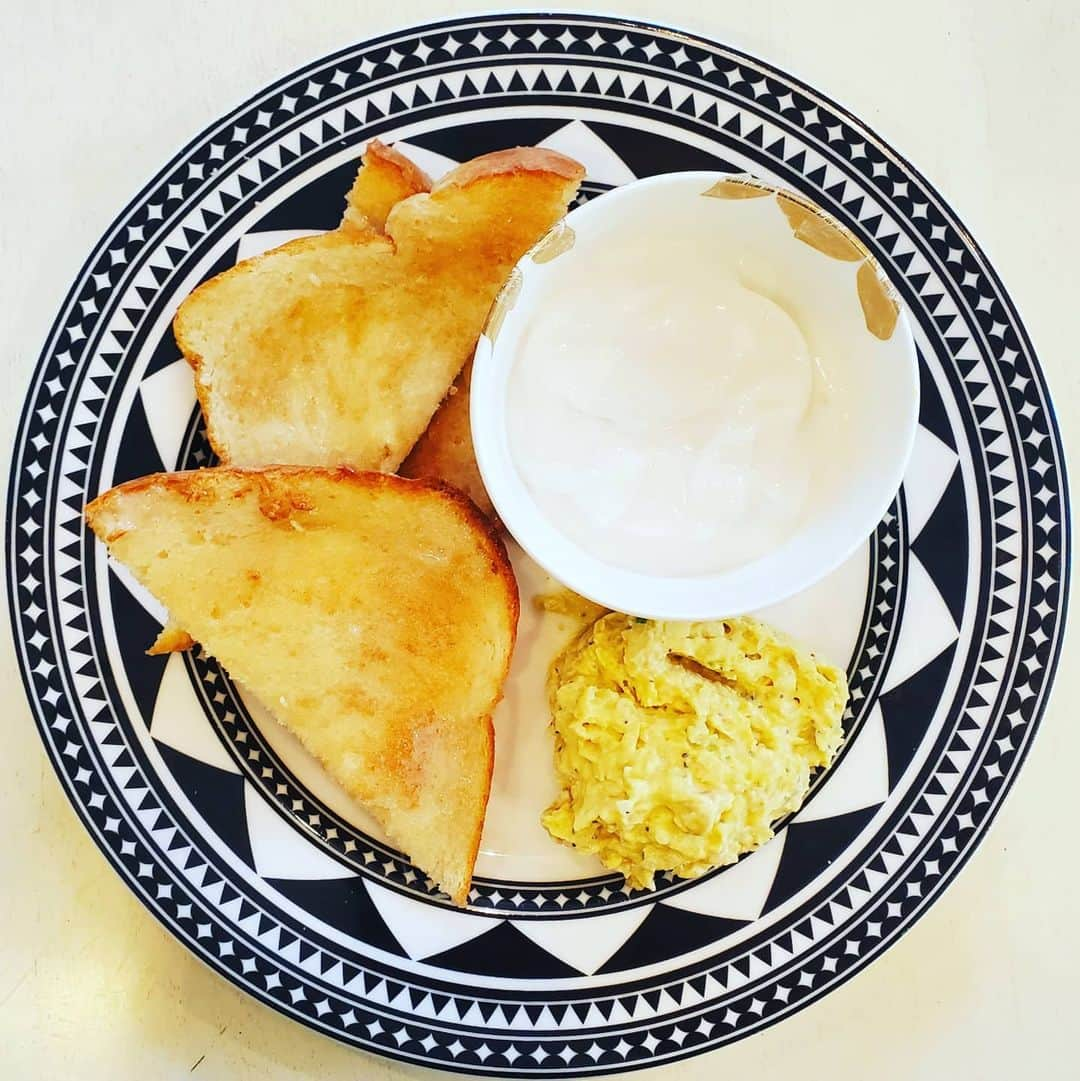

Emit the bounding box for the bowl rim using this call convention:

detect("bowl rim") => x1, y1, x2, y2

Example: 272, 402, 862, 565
471, 169, 921, 619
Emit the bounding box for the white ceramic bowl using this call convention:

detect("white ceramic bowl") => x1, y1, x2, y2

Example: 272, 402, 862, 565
471, 171, 919, 619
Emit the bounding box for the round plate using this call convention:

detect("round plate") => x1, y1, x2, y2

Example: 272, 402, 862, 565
8, 13, 1069, 1075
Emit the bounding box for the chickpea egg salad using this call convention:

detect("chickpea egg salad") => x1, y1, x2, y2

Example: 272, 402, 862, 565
541, 613, 848, 890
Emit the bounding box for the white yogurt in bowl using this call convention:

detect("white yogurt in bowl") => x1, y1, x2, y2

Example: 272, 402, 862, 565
471, 172, 919, 619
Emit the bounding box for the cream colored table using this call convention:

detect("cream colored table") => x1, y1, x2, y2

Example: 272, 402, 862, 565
2, 2, 1077, 1078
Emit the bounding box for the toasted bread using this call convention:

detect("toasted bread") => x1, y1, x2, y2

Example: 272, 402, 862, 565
400, 358, 496, 521
86, 467, 518, 905
341, 139, 431, 234
174, 145, 583, 472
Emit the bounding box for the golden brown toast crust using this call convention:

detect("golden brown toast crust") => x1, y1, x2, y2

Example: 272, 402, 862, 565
435, 146, 586, 189
86, 466, 517, 905
87, 466, 515, 589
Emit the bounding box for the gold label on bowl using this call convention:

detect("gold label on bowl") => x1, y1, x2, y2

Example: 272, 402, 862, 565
531, 222, 576, 264
856, 261, 900, 340
485, 267, 523, 343
776, 193, 864, 262
702, 177, 771, 199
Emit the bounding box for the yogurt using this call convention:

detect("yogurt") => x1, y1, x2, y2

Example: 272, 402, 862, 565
506, 224, 855, 577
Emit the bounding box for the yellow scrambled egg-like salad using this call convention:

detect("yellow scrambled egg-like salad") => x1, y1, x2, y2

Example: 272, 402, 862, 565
541, 613, 848, 890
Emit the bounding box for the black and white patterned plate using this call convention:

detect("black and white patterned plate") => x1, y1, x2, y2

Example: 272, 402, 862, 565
7, 13, 1069, 1074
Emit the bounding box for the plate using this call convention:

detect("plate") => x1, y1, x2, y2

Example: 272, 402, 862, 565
8, 13, 1069, 1074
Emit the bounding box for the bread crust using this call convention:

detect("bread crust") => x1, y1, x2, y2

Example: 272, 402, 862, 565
363, 138, 433, 195
434, 146, 586, 189
89, 466, 514, 590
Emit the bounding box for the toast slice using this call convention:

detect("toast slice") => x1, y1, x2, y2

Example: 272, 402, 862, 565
86, 467, 518, 905
174, 145, 583, 472
400, 358, 496, 521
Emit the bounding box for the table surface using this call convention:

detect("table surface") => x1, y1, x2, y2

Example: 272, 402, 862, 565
2, 1, 1077, 1078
